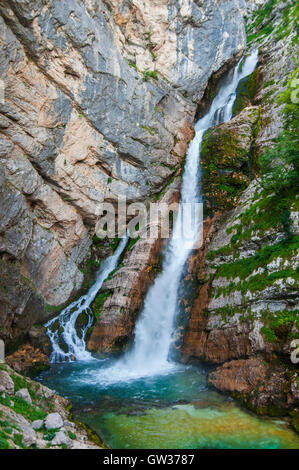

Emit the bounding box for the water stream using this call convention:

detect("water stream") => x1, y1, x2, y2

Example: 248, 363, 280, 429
39, 51, 299, 448
45, 236, 128, 362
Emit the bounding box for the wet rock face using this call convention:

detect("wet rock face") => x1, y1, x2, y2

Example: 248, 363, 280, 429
101, 0, 246, 101
0, 0, 246, 347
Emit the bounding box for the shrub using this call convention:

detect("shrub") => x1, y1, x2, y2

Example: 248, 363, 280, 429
142, 69, 158, 81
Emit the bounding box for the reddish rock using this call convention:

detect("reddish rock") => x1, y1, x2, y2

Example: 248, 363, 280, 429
181, 214, 219, 361
208, 358, 298, 414
6, 344, 49, 376
88, 181, 180, 353
208, 358, 268, 394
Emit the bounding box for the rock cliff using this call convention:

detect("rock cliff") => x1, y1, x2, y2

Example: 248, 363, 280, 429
182, 0, 299, 425
0, 0, 246, 349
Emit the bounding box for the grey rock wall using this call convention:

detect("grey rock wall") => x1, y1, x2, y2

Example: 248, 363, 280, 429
0, 0, 246, 346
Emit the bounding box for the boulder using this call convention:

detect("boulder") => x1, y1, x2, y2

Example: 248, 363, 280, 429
32, 419, 44, 430
0, 404, 36, 447
15, 388, 32, 405
44, 412, 63, 430
52, 430, 72, 447
0, 370, 14, 395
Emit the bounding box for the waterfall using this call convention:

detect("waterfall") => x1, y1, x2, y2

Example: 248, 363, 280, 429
103, 49, 259, 381
45, 49, 258, 375
45, 236, 128, 362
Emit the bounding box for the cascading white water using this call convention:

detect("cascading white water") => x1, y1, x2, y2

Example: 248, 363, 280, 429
96, 49, 259, 382
45, 236, 128, 362
45, 50, 258, 376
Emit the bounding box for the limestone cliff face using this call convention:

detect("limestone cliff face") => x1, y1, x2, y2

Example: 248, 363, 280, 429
0, 0, 246, 348
182, 0, 299, 418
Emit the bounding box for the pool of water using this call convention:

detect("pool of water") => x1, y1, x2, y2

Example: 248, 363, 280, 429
37, 359, 299, 449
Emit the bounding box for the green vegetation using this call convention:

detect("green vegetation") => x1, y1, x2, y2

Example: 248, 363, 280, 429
142, 69, 158, 81
43, 428, 60, 441
215, 267, 298, 298
68, 430, 76, 440
141, 125, 156, 135
246, 0, 298, 45
261, 309, 299, 343
13, 433, 26, 449
215, 236, 299, 281
127, 60, 138, 71
274, 3, 299, 43
92, 291, 111, 319
200, 121, 257, 214
232, 69, 260, 116
246, 0, 278, 44
127, 236, 140, 251
259, 133, 299, 195
258, 68, 299, 236
154, 171, 178, 201
0, 392, 47, 422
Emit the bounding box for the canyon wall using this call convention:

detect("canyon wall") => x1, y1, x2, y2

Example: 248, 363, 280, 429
0, 0, 247, 349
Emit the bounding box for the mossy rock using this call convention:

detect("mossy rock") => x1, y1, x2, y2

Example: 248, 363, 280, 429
289, 411, 299, 433
75, 311, 90, 329
232, 69, 261, 116
232, 391, 288, 418
92, 290, 112, 320
201, 128, 250, 215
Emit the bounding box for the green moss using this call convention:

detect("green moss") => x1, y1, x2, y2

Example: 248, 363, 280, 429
0, 429, 11, 449
127, 236, 140, 251
246, 0, 278, 44
92, 291, 111, 320
68, 430, 76, 440
200, 121, 259, 214
13, 433, 26, 449
260, 309, 299, 343
289, 411, 299, 433
153, 171, 177, 201
215, 236, 299, 281
142, 69, 158, 81
73, 420, 106, 448
206, 243, 234, 261
274, 4, 299, 42
232, 69, 260, 116
43, 428, 60, 441
215, 268, 298, 299
141, 125, 156, 135
127, 60, 138, 71
260, 326, 278, 343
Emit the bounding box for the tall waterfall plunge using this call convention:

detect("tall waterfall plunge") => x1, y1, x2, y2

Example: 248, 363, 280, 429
106, 49, 260, 381
46, 50, 258, 380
